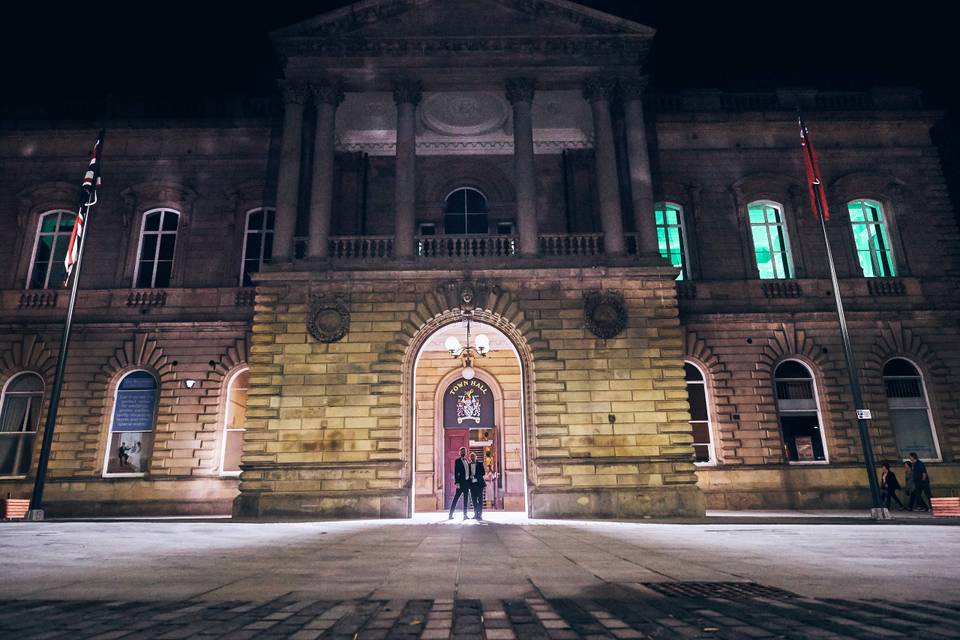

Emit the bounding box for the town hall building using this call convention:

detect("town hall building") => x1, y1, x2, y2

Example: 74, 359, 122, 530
1, 0, 958, 519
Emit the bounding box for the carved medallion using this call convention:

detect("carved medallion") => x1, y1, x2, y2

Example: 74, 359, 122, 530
421, 92, 509, 136
584, 290, 627, 340
307, 296, 350, 343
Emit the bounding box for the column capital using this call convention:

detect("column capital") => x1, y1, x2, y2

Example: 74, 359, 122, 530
582, 76, 617, 104
278, 80, 310, 105
310, 79, 345, 107
505, 77, 536, 105
617, 75, 650, 102
392, 78, 423, 106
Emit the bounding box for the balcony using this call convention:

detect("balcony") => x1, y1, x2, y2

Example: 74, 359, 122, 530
290, 232, 651, 267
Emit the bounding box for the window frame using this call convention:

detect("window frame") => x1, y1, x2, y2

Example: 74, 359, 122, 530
443, 187, 489, 235
654, 201, 691, 280
0, 372, 45, 478
773, 359, 829, 465
219, 367, 249, 477
239, 207, 276, 287
684, 360, 717, 466
27, 209, 76, 290
882, 357, 941, 462
102, 369, 159, 478
846, 199, 896, 278
132, 208, 180, 289
747, 200, 795, 280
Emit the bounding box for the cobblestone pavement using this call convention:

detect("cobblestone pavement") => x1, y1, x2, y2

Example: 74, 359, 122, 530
3, 592, 959, 639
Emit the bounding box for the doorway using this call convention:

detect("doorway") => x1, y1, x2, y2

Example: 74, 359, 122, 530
411, 319, 527, 514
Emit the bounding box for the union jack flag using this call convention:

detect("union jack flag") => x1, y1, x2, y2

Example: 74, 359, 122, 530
64, 132, 103, 283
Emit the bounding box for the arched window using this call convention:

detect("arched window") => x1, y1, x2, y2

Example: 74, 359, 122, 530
240, 208, 275, 287
655, 202, 688, 280
134, 208, 179, 288
104, 371, 158, 476
0, 373, 44, 476
444, 188, 488, 235
774, 360, 827, 462
28, 210, 76, 289
220, 368, 248, 475
748, 201, 794, 279
847, 199, 896, 278
685, 362, 714, 463
883, 358, 940, 460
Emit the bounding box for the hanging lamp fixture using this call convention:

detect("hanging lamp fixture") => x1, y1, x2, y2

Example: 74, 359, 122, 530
444, 315, 489, 380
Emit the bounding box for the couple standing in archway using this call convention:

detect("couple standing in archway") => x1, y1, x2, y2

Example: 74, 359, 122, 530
448, 446, 491, 520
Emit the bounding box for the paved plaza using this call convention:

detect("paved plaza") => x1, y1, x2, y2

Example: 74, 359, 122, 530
1, 514, 959, 638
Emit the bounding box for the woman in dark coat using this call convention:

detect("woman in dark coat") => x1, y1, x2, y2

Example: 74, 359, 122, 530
880, 461, 905, 510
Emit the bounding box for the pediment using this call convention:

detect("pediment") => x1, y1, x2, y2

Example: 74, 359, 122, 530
272, 0, 655, 41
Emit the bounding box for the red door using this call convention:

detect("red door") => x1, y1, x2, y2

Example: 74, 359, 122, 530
444, 429, 470, 509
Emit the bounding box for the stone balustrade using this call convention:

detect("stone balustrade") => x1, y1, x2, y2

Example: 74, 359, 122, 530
415, 234, 516, 259
328, 236, 395, 260
538, 233, 605, 256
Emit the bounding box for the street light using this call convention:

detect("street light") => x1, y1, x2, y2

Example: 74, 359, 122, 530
446, 316, 489, 380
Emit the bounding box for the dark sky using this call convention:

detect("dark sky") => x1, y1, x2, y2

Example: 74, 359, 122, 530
5, 1, 956, 109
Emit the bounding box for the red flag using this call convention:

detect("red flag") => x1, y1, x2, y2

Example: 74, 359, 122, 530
799, 117, 829, 221
64, 133, 103, 283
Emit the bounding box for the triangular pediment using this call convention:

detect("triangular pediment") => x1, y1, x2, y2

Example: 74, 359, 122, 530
272, 0, 655, 41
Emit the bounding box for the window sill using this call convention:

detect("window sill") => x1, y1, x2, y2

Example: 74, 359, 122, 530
102, 473, 146, 479
219, 472, 241, 478
0, 475, 28, 481
786, 460, 830, 465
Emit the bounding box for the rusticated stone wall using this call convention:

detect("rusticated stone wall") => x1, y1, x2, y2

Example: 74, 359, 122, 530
235, 263, 706, 520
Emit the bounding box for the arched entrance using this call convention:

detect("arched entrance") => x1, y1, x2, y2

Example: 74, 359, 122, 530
410, 318, 529, 514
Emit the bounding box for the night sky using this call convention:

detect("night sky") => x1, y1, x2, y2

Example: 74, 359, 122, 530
5, 1, 956, 106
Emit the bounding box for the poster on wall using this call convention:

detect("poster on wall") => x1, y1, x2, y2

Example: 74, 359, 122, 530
795, 436, 815, 461
443, 378, 494, 428
106, 431, 153, 474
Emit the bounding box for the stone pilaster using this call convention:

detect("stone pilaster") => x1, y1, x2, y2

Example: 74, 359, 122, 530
307, 79, 345, 259
584, 76, 626, 255
392, 79, 422, 259
506, 78, 539, 257
273, 80, 309, 261
619, 76, 659, 256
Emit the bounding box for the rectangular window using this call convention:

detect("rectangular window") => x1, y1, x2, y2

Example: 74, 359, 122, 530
654, 203, 687, 280
848, 200, 896, 278
748, 202, 793, 279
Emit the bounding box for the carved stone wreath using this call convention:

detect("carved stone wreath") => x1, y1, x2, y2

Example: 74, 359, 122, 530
584, 290, 627, 340
307, 296, 350, 343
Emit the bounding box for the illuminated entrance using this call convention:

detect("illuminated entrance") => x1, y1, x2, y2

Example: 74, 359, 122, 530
412, 320, 527, 513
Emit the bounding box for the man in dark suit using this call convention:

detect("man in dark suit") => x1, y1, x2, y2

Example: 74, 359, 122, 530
448, 447, 470, 520
468, 452, 485, 521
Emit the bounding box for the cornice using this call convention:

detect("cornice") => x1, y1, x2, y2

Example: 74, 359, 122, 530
277, 35, 651, 60
335, 138, 593, 155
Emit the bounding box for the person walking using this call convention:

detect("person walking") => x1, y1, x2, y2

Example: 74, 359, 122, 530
879, 461, 905, 510
448, 447, 470, 520
908, 452, 932, 512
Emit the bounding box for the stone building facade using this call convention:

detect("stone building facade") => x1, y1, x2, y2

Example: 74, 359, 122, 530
1, 0, 958, 518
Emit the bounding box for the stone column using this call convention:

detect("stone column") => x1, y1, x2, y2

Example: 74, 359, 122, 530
392, 79, 422, 259
273, 80, 308, 261
584, 76, 625, 255
620, 76, 659, 255
506, 78, 539, 257
307, 79, 345, 259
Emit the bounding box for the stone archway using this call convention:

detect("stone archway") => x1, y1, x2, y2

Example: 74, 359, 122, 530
411, 319, 528, 514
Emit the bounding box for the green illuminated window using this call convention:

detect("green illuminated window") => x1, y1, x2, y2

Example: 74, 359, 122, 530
654, 202, 687, 280
847, 199, 895, 278
748, 201, 793, 279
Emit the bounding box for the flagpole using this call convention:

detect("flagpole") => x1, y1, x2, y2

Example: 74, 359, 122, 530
26, 132, 104, 521
802, 119, 887, 520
